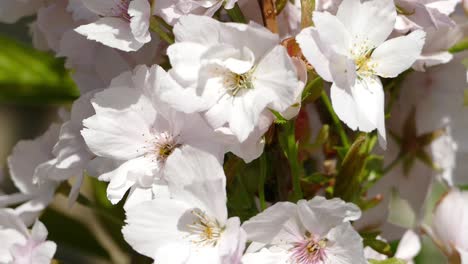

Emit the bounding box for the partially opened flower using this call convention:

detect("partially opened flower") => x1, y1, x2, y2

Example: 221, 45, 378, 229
75, 0, 151, 51
81, 65, 224, 206
431, 189, 468, 263
159, 15, 304, 148
1, 124, 61, 225
242, 197, 366, 264
0, 209, 56, 264
296, 0, 426, 147
122, 149, 245, 264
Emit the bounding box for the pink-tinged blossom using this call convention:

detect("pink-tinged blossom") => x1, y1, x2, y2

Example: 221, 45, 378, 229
0, 209, 56, 264
242, 197, 366, 264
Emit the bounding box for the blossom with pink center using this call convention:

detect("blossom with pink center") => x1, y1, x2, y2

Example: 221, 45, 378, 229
81, 65, 225, 207
242, 197, 366, 264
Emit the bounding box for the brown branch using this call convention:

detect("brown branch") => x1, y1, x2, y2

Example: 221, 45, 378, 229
258, 0, 279, 33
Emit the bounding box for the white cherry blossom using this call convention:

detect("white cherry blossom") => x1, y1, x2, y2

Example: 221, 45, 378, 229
297, 0, 426, 147
122, 149, 245, 264
159, 15, 304, 148
242, 197, 365, 264
81, 65, 224, 206
1, 124, 61, 226
75, 0, 152, 51
0, 209, 56, 264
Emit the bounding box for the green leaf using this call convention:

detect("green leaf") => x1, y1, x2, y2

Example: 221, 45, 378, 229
40, 208, 110, 260
449, 37, 468, 53
369, 258, 406, 264
0, 35, 79, 104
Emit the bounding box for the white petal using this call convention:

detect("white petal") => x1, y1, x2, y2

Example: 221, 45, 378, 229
100, 157, 154, 204
329, 52, 356, 90
253, 45, 302, 112
166, 147, 227, 222
82, 87, 155, 160
336, 0, 396, 47
30, 241, 57, 264
30, 220, 48, 242
394, 230, 421, 260
432, 189, 468, 251
298, 197, 361, 237
122, 199, 190, 258
167, 42, 207, 85
457, 247, 468, 264
371, 30, 426, 78
75, 17, 144, 52
242, 202, 300, 244
312, 11, 351, 55
330, 83, 360, 131
296, 27, 333, 82
218, 217, 246, 264
128, 0, 151, 44
350, 77, 386, 145
325, 223, 366, 264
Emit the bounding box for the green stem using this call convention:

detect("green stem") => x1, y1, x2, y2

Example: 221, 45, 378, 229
149, 16, 175, 44
226, 3, 247, 23
258, 154, 267, 211
285, 122, 303, 202
320, 90, 350, 148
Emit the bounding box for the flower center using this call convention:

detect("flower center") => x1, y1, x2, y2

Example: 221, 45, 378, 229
290, 233, 328, 264
152, 132, 179, 162
350, 38, 377, 78
187, 209, 224, 247
223, 70, 254, 97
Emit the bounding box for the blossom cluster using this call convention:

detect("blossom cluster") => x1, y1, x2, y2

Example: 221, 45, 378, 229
0, 0, 467, 263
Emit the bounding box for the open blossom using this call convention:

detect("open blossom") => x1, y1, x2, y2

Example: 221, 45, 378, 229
158, 15, 304, 146
81, 65, 224, 206
0, 209, 56, 264
155, 0, 239, 25
122, 150, 245, 264
75, 0, 152, 51
297, 0, 426, 147
242, 197, 366, 264
1, 124, 61, 226
430, 188, 468, 263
